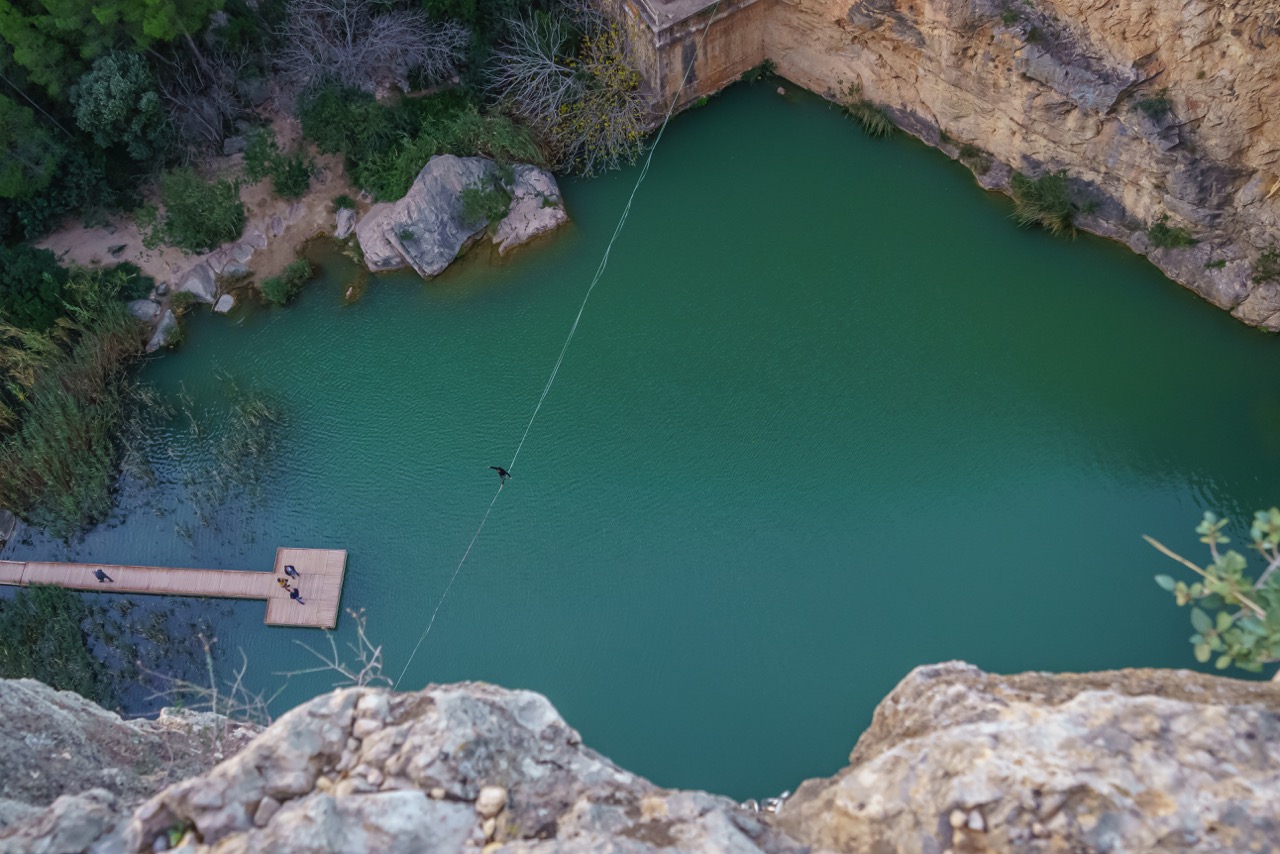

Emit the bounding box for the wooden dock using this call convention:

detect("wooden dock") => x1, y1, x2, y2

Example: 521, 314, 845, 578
0, 548, 346, 629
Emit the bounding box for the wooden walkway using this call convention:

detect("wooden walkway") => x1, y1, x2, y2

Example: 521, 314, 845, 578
0, 548, 346, 629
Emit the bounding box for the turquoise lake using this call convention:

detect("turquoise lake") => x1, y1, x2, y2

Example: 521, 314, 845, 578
7, 83, 1280, 800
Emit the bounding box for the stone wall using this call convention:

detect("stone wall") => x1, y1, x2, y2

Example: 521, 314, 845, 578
620, 0, 1280, 327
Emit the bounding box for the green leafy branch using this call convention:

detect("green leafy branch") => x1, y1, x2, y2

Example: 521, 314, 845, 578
1147, 509, 1280, 675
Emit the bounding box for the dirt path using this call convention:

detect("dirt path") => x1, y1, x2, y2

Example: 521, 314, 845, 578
36, 116, 362, 304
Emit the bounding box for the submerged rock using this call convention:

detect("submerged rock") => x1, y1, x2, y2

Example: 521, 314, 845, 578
355, 155, 569, 279
213, 294, 235, 314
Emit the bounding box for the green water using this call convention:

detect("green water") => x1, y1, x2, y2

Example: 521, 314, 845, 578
9, 84, 1280, 799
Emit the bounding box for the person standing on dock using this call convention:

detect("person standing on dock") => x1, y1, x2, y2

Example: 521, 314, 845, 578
290, 587, 305, 605
277, 577, 291, 591
284, 565, 300, 579
94, 569, 113, 583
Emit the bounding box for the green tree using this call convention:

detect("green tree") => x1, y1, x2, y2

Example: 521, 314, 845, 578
0, 243, 69, 329
0, 94, 61, 198
0, 0, 224, 95
71, 52, 169, 160
1148, 510, 1280, 675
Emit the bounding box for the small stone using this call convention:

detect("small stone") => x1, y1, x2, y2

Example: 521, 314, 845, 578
128, 299, 161, 322
347, 738, 360, 752
481, 817, 496, 839
356, 693, 390, 720
430, 787, 446, 800
213, 294, 235, 314
967, 809, 986, 832
108, 244, 127, 257
366, 768, 384, 786
352, 717, 381, 739
475, 785, 508, 818
777, 86, 786, 95
949, 809, 967, 829
314, 776, 334, 793
253, 796, 281, 827
1031, 821, 1048, 838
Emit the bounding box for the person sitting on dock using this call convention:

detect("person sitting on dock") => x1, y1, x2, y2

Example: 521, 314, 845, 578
489, 465, 512, 484
276, 577, 291, 590
284, 565, 300, 579
94, 569, 113, 583
290, 587, 305, 605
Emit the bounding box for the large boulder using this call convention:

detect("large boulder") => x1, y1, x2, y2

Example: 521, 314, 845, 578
775, 661, 1280, 853
356, 155, 497, 278
493, 165, 569, 255
176, 263, 217, 304
355, 155, 569, 279
144, 310, 179, 353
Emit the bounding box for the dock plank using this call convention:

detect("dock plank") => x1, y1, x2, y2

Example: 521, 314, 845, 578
0, 550, 346, 629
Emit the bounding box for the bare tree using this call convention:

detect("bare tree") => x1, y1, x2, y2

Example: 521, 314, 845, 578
157, 47, 253, 151
279, 0, 469, 94
281, 608, 392, 690
488, 5, 648, 175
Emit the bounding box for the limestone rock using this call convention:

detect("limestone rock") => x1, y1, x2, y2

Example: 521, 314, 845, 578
177, 264, 217, 304
492, 166, 569, 255
0, 679, 258, 818
145, 310, 179, 352
213, 294, 235, 315
355, 155, 495, 278
775, 661, 1280, 853
335, 207, 356, 240
119, 683, 801, 854
127, 300, 161, 322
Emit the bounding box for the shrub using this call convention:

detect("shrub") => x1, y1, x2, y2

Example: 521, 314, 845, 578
1205, 259, 1227, 269
488, 12, 644, 175
1146, 214, 1197, 249
0, 268, 145, 537
71, 52, 170, 161
0, 244, 70, 330
958, 142, 992, 175
1133, 88, 1172, 121
1000, 9, 1020, 24
461, 178, 511, 227
260, 259, 315, 305
243, 128, 277, 183
13, 148, 121, 241
151, 168, 245, 253
1009, 170, 1074, 236
1149, 510, 1280, 675
1254, 247, 1280, 284
842, 85, 894, 138
243, 128, 313, 199
333, 194, 357, 210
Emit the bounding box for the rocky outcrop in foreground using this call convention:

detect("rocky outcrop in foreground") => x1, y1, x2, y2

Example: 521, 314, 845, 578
356, 155, 569, 279
0, 679, 258, 842
2, 663, 1278, 852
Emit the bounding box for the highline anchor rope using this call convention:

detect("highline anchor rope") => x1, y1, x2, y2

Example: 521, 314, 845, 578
393, 2, 724, 690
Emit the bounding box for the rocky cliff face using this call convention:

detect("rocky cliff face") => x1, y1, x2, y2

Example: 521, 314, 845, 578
2, 662, 1279, 852
630, 0, 1279, 325
765, 0, 1280, 324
